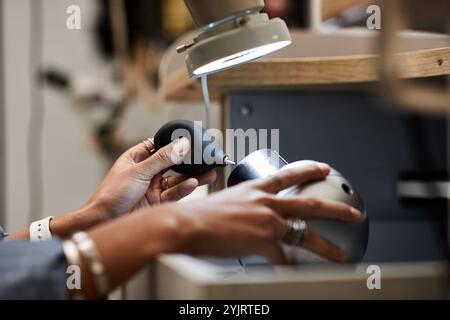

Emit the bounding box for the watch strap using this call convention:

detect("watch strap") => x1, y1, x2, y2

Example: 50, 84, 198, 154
29, 216, 55, 242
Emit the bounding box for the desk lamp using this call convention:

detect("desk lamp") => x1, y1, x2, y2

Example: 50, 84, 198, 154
176, 0, 292, 78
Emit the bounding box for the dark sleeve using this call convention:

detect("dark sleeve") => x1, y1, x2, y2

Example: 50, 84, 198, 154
0, 226, 6, 240
0, 239, 69, 300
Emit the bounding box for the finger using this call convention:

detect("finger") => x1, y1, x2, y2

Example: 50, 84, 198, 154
228, 218, 288, 265
238, 207, 290, 237
302, 229, 350, 263
270, 197, 363, 223
136, 137, 190, 178
146, 174, 164, 205
240, 210, 290, 265
161, 178, 199, 202
126, 139, 155, 163
256, 163, 330, 194
166, 170, 217, 189
195, 170, 217, 186
262, 244, 288, 265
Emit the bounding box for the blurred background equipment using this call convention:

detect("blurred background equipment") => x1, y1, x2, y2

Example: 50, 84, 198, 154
94, 0, 383, 107
379, 0, 450, 114
28, 0, 45, 222
376, 0, 450, 268
0, 0, 5, 228
41, 68, 128, 161
40, 0, 313, 164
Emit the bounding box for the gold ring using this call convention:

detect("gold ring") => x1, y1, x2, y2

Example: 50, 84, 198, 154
161, 176, 170, 191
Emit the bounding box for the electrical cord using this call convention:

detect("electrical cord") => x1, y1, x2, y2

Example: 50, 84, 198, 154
200, 75, 211, 130
201, 74, 246, 269
0, 0, 5, 228
28, 0, 45, 222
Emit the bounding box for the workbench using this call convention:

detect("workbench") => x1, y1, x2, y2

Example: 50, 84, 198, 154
153, 256, 447, 299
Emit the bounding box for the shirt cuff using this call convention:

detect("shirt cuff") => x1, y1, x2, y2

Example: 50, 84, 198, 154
0, 226, 6, 240
0, 239, 69, 300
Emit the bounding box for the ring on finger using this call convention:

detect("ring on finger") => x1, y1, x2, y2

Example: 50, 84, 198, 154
142, 138, 155, 155
282, 219, 308, 247
161, 176, 170, 191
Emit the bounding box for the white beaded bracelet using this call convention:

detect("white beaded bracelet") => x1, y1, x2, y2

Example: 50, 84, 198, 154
72, 232, 110, 299
29, 216, 55, 242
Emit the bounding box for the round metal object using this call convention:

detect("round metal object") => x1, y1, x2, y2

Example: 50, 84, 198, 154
227, 149, 369, 264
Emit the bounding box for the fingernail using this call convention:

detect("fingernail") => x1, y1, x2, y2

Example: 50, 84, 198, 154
317, 163, 330, 174
351, 208, 362, 220
171, 138, 190, 164
174, 137, 190, 157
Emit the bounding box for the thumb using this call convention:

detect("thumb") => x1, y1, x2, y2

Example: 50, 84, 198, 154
135, 137, 190, 178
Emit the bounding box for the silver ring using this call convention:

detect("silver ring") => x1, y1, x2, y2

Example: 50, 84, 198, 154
143, 138, 155, 155
282, 219, 308, 247
161, 176, 170, 191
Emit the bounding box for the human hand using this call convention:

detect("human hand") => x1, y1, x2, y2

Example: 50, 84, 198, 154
86, 137, 217, 222
170, 162, 362, 264
82, 162, 361, 296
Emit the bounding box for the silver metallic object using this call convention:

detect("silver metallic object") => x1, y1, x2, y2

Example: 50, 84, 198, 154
283, 219, 308, 247
227, 149, 369, 264
396, 180, 450, 200
224, 158, 236, 166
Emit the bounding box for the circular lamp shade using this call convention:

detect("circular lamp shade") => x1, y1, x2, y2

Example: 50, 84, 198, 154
179, 1, 292, 78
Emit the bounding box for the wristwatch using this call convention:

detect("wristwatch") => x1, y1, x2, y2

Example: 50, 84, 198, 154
29, 216, 54, 242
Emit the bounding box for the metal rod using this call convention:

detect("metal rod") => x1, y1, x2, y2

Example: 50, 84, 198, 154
224, 158, 236, 166
307, 0, 322, 30
0, 0, 5, 228
201, 75, 211, 130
